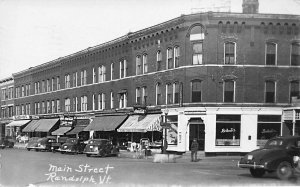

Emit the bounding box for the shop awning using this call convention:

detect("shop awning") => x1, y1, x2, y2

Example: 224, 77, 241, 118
52, 127, 72, 136
117, 114, 162, 132
6, 120, 31, 127
22, 120, 40, 132
66, 126, 85, 135
84, 115, 127, 131
34, 118, 60, 132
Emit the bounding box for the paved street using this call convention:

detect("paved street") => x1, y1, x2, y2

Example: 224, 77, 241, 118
0, 148, 299, 187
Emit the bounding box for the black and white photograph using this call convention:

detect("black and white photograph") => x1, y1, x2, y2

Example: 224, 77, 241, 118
0, 0, 300, 186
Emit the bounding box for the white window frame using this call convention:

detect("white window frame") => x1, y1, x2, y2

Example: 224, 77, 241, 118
223, 80, 236, 102
265, 42, 277, 66
224, 42, 236, 65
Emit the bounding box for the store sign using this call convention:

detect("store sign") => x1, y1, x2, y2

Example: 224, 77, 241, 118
221, 128, 236, 133
13, 115, 30, 120
184, 110, 206, 115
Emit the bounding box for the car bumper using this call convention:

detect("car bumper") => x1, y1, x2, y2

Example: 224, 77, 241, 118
237, 161, 265, 169
84, 151, 100, 155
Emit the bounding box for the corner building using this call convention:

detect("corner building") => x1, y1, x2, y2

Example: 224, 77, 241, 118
12, 3, 300, 155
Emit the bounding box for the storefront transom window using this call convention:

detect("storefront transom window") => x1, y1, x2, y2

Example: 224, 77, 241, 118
216, 115, 240, 146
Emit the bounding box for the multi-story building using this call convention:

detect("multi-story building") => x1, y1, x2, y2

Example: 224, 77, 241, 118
0, 77, 14, 138
10, 0, 300, 155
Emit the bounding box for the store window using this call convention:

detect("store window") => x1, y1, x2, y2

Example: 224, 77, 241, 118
265, 80, 276, 103
223, 80, 235, 102
224, 42, 236, 64
291, 43, 300, 66
257, 115, 281, 147
166, 115, 178, 145
191, 80, 202, 102
290, 80, 300, 102
216, 115, 241, 146
266, 42, 277, 65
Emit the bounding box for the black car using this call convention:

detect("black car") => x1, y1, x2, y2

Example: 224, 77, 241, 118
28, 136, 56, 152
83, 139, 119, 157
51, 137, 68, 152
237, 136, 300, 180
0, 136, 15, 149
59, 138, 86, 154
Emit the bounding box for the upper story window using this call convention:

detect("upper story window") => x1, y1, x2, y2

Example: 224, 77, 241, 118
8, 87, 13, 100
136, 87, 141, 105
52, 77, 55, 91
190, 25, 205, 41
64, 98, 70, 112
266, 42, 277, 65
290, 80, 299, 102
157, 50, 162, 71
142, 86, 148, 105
1, 89, 6, 100
35, 82, 40, 94
47, 101, 50, 113
191, 80, 202, 102
80, 96, 87, 111
265, 80, 276, 103
73, 72, 77, 87
46, 79, 50, 92
223, 80, 235, 102
57, 99, 61, 113
41, 80, 45, 93
156, 83, 162, 105
224, 42, 236, 64
81, 70, 87, 85
190, 25, 205, 65
118, 92, 127, 109
110, 92, 114, 109
166, 83, 173, 105
111, 63, 114, 80
136, 55, 142, 75
65, 74, 70, 88
42, 101, 46, 114
291, 43, 300, 66
93, 68, 97, 83
174, 82, 179, 104
174, 46, 180, 68
98, 66, 106, 82
120, 59, 127, 78
192, 43, 203, 65
143, 54, 148, 74
57, 77, 60, 90
98, 93, 106, 110
167, 48, 173, 69
52, 100, 55, 113
21, 86, 25, 97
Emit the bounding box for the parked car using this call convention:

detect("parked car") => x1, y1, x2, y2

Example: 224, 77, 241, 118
27, 136, 56, 152
26, 137, 41, 151
83, 139, 119, 157
51, 137, 68, 153
237, 136, 300, 180
59, 138, 86, 154
0, 136, 15, 149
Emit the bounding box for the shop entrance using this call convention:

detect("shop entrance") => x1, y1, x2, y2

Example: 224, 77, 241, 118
189, 118, 205, 151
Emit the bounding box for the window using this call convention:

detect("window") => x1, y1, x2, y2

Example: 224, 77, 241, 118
174, 46, 180, 68
73, 97, 78, 112
1, 89, 6, 100
65, 74, 70, 88
156, 83, 162, 105
92, 94, 96, 110
47, 101, 50, 113
174, 82, 179, 104
191, 80, 202, 102
81, 70, 87, 85
136, 87, 141, 105
41, 80, 45, 93
266, 42, 277, 65
21, 86, 24, 97
166, 115, 178, 145
81, 96, 87, 111
52, 100, 55, 113
167, 48, 173, 69
42, 102, 45, 114
98, 66, 106, 82
73, 72, 77, 87
47, 79, 50, 92
8, 87, 13, 100
111, 63, 114, 80
216, 115, 241, 146
136, 56, 142, 75
26, 103, 30, 115
35, 103, 39, 114
93, 68, 97, 83
57, 99, 60, 113
52, 78, 55, 91
192, 43, 203, 65
190, 25, 205, 41
143, 54, 148, 73
224, 80, 235, 102
110, 92, 114, 109
119, 92, 127, 109
136, 87, 147, 105
98, 93, 105, 110
8, 106, 13, 117
65, 98, 71, 112
21, 105, 25, 115
35, 82, 40, 94
291, 43, 300, 66
142, 86, 147, 105
166, 83, 173, 104
57, 77, 60, 90
257, 115, 281, 147
224, 42, 236, 64
265, 80, 276, 103
120, 60, 127, 78
157, 50, 162, 71
290, 81, 299, 102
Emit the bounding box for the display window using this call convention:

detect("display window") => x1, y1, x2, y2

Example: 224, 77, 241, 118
216, 115, 240, 146
257, 115, 281, 147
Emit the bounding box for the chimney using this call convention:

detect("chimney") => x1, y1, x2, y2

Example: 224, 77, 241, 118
242, 0, 259, 14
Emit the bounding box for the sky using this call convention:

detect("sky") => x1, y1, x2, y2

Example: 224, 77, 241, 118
0, 0, 299, 80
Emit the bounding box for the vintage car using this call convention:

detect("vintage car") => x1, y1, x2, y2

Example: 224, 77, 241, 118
237, 136, 300, 180
50, 137, 68, 153
58, 138, 86, 154
0, 136, 15, 149
27, 136, 56, 152
83, 139, 119, 157
26, 137, 41, 151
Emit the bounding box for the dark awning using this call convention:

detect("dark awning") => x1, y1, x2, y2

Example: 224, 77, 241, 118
22, 120, 40, 132
52, 127, 72, 136
84, 115, 127, 131
34, 118, 60, 132
66, 126, 86, 135
7, 120, 31, 127
66, 119, 90, 135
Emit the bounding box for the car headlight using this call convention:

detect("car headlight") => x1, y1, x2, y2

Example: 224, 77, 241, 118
247, 155, 253, 160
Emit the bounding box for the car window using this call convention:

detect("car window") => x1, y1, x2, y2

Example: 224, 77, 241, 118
264, 139, 284, 148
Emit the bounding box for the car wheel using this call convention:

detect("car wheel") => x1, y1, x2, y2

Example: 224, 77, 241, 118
35, 149, 39, 152
86, 154, 91, 157
27, 148, 30, 151
250, 168, 265, 178
276, 161, 294, 180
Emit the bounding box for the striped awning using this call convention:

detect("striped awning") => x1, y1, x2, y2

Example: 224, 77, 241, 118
117, 114, 162, 133
22, 120, 40, 132
52, 127, 72, 136
34, 118, 60, 132
6, 120, 31, 127
84, 115, 127, 131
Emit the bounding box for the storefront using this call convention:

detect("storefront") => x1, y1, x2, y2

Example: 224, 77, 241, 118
6, 119, 31, 138
66, 118, 90, 140
161, 107, 283, 155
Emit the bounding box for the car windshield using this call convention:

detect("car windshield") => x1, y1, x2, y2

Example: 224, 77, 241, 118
264, 139, 285, 149
88, 140, 106, 145
66, 139, 77, 143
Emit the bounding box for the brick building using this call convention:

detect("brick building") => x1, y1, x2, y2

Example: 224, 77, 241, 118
4, 0, 300, 155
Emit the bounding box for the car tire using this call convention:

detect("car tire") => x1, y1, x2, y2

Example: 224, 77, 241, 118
86, 154, 91, 157
27, 148, 30, 151
250, 168, 265, 178
35, 149, 39, 152
276, 161, 294, 180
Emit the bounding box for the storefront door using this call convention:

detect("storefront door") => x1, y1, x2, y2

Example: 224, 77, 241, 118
189, 118, 205, 151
